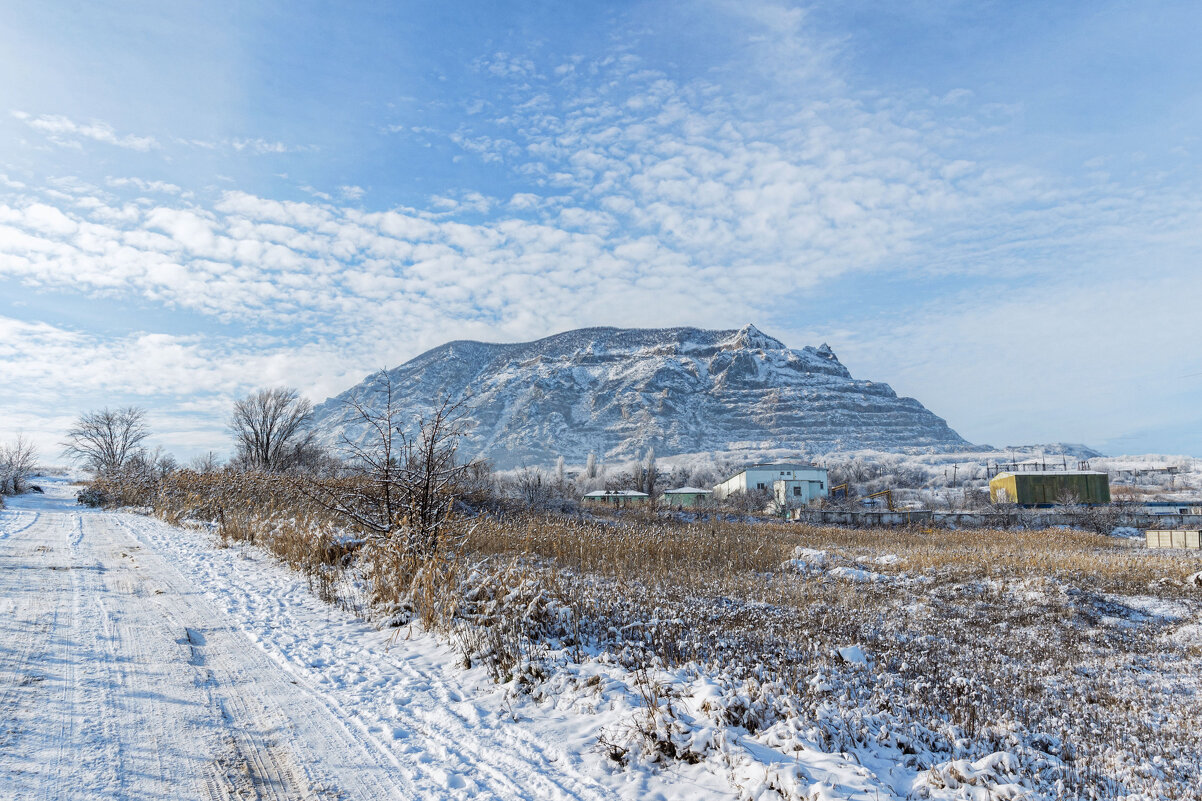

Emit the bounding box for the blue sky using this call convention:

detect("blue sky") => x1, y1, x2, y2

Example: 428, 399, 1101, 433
2, 0, 1200, 460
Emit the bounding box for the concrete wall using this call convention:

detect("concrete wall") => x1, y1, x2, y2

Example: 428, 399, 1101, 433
583, 494, 648, 508
792, 508, 1202, 530
792, 509, 933, 526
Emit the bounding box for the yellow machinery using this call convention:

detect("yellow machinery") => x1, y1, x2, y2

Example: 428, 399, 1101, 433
865, 489, 896, 511
829, 484, 896, 512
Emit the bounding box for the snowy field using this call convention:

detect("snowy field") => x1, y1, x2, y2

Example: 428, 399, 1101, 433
4, 477, 1202, 800
0, 479, 729, 800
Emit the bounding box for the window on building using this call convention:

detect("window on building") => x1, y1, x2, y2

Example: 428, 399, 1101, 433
820, 482, 824, 489
793, 486, 801, 496
756, 482, 766, 490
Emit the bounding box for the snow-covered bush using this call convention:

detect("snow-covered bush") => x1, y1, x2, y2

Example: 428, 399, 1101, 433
137, 466, 1202, 800
0, 435, 38, 495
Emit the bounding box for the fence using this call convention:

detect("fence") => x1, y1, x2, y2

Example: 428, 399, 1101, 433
791, 508, 1202, 531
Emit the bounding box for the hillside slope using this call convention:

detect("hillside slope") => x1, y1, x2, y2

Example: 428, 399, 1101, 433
312, 324, 970, 468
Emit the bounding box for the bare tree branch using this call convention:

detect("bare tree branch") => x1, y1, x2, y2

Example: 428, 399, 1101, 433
301, 369, 473, 567
62, 407, 149, 474
229, 387, 316, 472
1, 434, 39, 494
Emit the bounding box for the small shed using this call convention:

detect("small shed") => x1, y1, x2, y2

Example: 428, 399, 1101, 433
582, 490, 649, 508
989, 470, 1110, 506
1145, 530, 1201, 550
662, 487, 712, 508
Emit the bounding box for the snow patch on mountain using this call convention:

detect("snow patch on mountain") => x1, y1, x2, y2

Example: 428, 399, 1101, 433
312, 325, 971, 468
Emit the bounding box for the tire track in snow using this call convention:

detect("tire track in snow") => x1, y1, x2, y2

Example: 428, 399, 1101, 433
98, 515, 324, 801
0, 509, 39, 539
111, 515, 413, 801
0, 512, 58, 764
158, 520, 557, 799
120, 512, 621, 801
1, 500, 321, 801
182, 626, 316, 801
68, 514, 84, 549
40, 511, 81, 801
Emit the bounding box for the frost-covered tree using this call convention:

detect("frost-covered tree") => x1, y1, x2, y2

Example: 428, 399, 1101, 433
229, 387, 315, 473
306, 371, 471, 565
1, 435, 38, 494
515, 466, 554, 509
63, 407, 149, 474
188, 451, 223, 473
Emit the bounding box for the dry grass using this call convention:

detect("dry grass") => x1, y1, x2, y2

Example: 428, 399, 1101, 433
93, 470, 1202, 799
464, 510, 1202, 799
466, 511, 1199, 596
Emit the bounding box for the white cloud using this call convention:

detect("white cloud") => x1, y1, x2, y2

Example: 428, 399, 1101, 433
106, 177, 184, 195
3, 2, 1201, 455
229, 138, 317, 155
825, 265, 1202, 450
0, 313, 368, 459
13, 111, 159, 151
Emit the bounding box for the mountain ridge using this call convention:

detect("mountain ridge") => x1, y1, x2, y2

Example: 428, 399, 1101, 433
312, 324, 972, 468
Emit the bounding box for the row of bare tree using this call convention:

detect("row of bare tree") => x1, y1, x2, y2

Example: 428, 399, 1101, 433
59, 388, 320, 477
61, 372, 472, 566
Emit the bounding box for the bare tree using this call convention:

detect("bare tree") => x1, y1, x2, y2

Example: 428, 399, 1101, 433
229, 387, 315, 472
1, 435, 39, 494
721, 487, 773, 514
63, 407, 149, 474
514, 466, 554, 509
188, 451, 223, 473
306, 370, 471, 566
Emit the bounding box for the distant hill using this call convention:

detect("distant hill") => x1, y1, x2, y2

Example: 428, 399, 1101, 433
998, 443, 1105, 460
311, 324, 972, 469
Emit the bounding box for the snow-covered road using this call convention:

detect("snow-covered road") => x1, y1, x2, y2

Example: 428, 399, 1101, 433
0, 481, 709, 801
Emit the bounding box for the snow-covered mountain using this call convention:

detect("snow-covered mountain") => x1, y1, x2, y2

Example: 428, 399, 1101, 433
311, 324, 971, 468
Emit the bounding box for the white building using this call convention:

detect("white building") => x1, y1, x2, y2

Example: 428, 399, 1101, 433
712, 463, 829, 504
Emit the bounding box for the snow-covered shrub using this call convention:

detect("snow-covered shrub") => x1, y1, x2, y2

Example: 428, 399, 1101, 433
75, 485, 108, 507
141, 468, 1202, 800
0, 435, 38, 495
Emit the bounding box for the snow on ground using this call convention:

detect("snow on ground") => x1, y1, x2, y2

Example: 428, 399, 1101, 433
6, 477, 1202, 800
0, 478, 735, 800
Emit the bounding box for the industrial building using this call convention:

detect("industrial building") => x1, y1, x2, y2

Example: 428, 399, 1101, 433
988, 470, 1111, 506
712, 463, 828, 504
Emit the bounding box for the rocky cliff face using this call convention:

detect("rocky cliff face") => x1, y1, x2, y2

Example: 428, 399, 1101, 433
311, 324, 971, 468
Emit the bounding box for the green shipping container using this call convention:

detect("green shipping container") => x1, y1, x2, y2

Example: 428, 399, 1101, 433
989, 472, 1111, 506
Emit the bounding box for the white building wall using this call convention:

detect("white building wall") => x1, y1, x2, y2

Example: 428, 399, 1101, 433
713, 465, 829, 501
774, 478, 827, 506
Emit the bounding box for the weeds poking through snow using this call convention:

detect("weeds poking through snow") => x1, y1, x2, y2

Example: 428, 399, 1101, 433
90, 468, 1202, 800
